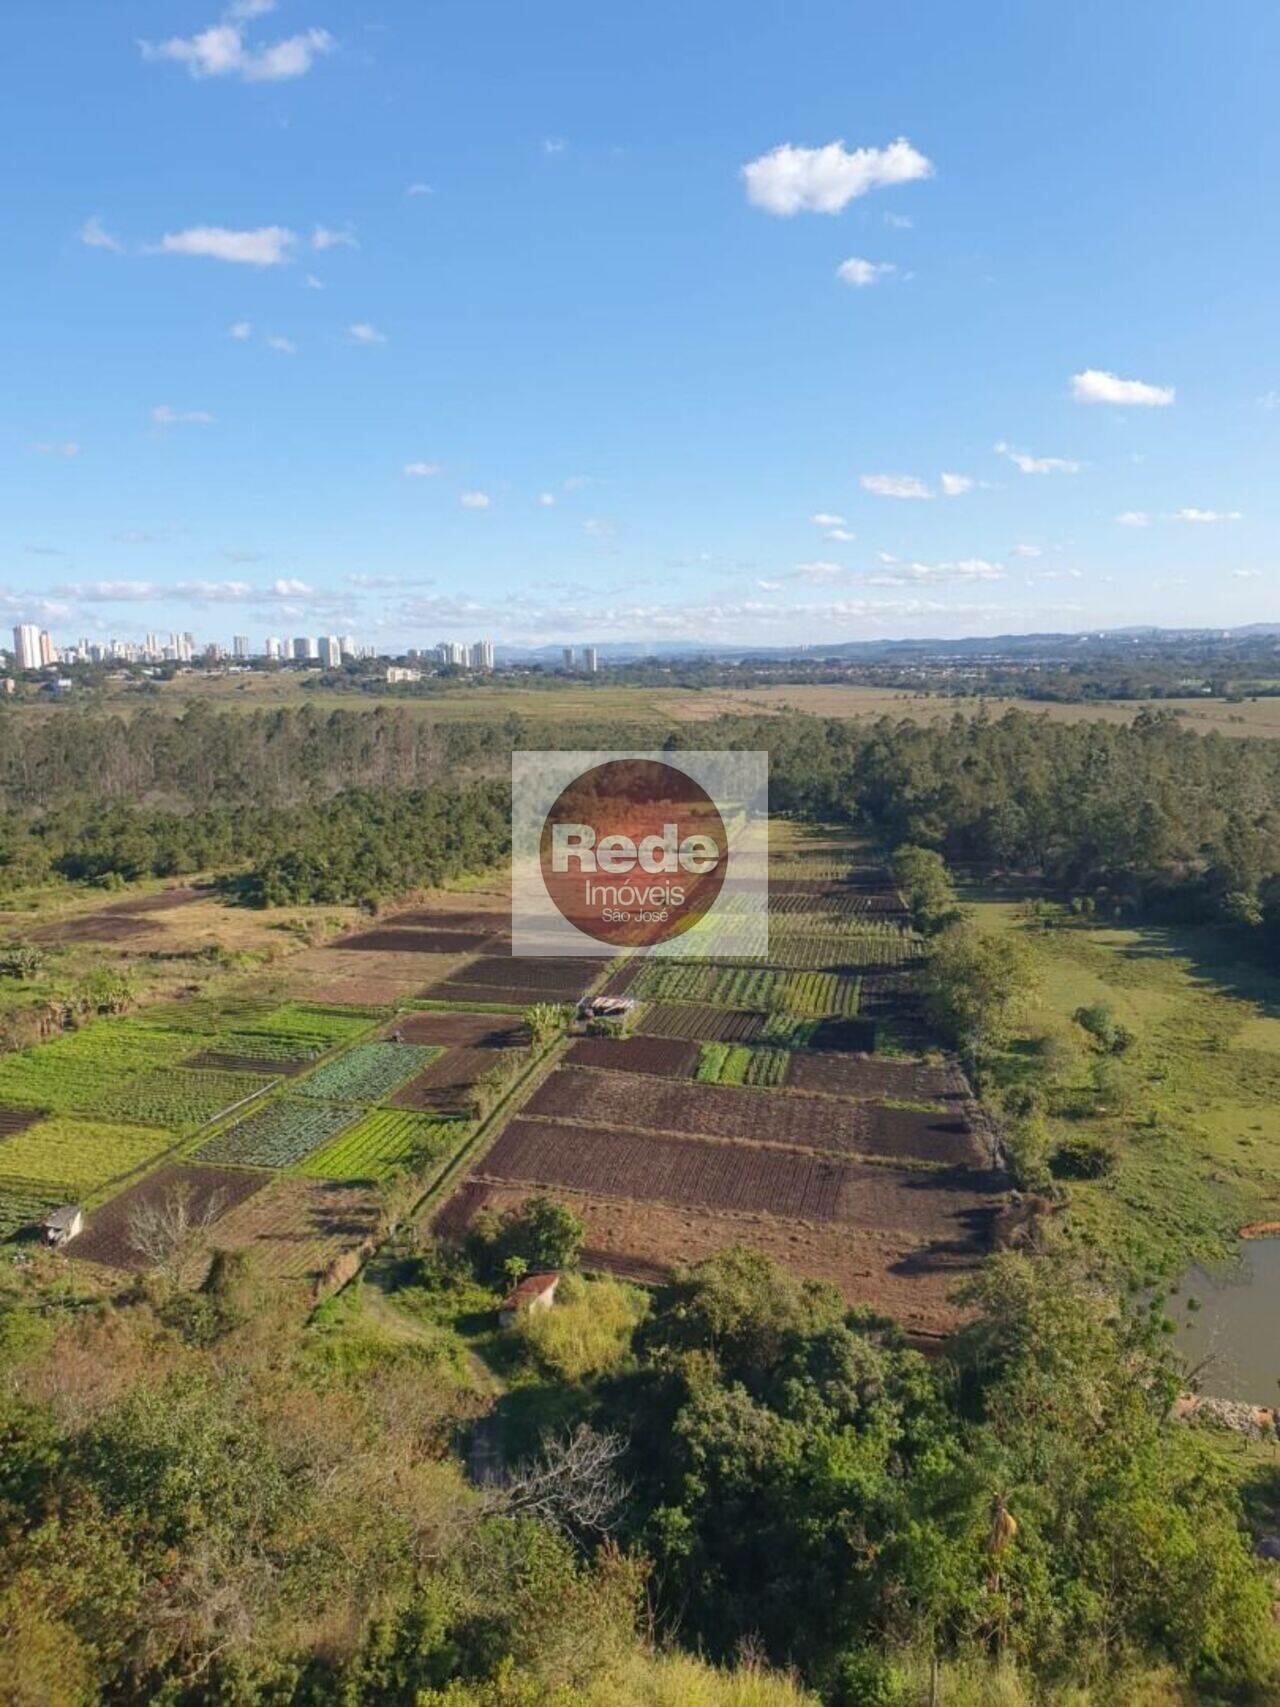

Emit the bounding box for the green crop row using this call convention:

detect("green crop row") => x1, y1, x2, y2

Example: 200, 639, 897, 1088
0, 1180, 61, 1239
297, 1109, 469, 1184
694, 1044, 792, 1087
295, 1042, 439, 1105
0, 1116, 174, 1197
196, 1100, 356, 1169
100, 1069, 275, 1133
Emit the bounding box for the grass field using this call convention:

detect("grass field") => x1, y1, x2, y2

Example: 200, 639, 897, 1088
969, 896, 1280, 1272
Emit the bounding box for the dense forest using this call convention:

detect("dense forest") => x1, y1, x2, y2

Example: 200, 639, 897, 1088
3, 704, 1275, 949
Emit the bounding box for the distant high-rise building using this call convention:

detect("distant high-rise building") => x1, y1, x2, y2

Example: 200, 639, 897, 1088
205, 642, 223, 662
582, 646, 598, 674
436, 640, 467, 667
562, 646, 576, 671
265, 636, 283, 660
319, 635, 341, 668
13, 624, 42, 671
292, 636, 318, 661
39, 630, 55, 667
339, 634, 355, 658
232, 635, 250, 659
470, 639, 495, 671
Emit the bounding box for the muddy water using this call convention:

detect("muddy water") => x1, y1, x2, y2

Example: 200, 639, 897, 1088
1176, 1238, 1280, 1409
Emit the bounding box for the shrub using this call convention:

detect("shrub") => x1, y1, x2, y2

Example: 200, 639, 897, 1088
517, 1273, 648, 1380
1050, 1132, 1118, 1180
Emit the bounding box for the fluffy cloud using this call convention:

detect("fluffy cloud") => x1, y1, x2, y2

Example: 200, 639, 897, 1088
271, 577, 312, 597
940, 472, 973, 497
1115, 511, 1150, 527
538, 492, 556, 507
1010, 544, 1042, 558
406, 182, 433, 197
80, 215, 123, 253
348, 322, 387, 345
265, 334, 296, 354
742, 137, 933, 216
160, 225, 295, 266
795, 560, 845, 582
228, 320, 252, 339
404, 462, 441, 478
459, 491, 491, 510
995, 441, 1080, 475
312, 225, 357, 250
1173, 507, 1241, 523
836, 256, 896, 287
825, 527, 857, 542
810, 512, 846, 527
860, 472, 932, 499
30, 441, 80, 458
1071, 368, 1175, 407
152, 405, 214, 425
873, 557, 1005, 585
140, 16, 332, 83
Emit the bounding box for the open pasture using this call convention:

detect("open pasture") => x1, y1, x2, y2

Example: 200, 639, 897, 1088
294, 1041, 439, 1104
297, 1109, 466, 1184
63, 1163, 268, 1270
196, 1099, 356, 1169
279, 947, 455, 1004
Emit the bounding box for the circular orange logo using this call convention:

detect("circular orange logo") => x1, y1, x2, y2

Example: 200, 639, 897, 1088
538, 758, 728, 948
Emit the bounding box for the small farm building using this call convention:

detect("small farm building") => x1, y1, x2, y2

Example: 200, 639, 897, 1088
499, 1271, 560, 1328
44, 1205, 84, 1247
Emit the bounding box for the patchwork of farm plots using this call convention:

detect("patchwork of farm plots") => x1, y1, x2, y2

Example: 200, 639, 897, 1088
437, 847, 1005, 1337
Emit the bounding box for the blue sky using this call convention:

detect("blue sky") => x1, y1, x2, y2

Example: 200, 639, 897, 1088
4, 0, 1279, 650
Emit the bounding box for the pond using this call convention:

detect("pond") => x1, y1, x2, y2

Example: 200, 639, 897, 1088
1175, 1238, 1280, 1410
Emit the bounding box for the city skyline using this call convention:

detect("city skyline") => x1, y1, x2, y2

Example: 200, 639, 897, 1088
4, 2, 1279, 647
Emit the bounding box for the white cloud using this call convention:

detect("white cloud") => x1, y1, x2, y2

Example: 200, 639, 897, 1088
860, 472, 932, 500
265, 334, 296, 354
80, 215, 124, 253
312, 224, 357, 251
348, 322, 387, 345
460, 490, 491, 510
1115, 510, 1151, 527
228, 320, 253, 340
403, 462, 441, 478
140, 19, 332, 83
994, 441, 1080, 475
1232, 569, 1262, 579
272, 577, 312, 597
836, 256, 896, 287
1173, 507, 1241, 523
542, 137, 567, 155
940, 472, 973, 497
825, 527, 857, 542
1010, 543, 1042, 558
30, 441, 80, 458
795, 560, 845, 582
538, 492, 556, 507
303, 273, 324, 290
742, 136, 933, 216
884, 212, 913, 229
873, 557, 1005, 585
227, 0, 276, 18
152, 405, 214, 425
57, 579, 156, 602
810, 512, 845, 527
1071, 368, 1175, 407
582, 518, 615, 538
160, 225, 295, 266
406, 182, 433, 197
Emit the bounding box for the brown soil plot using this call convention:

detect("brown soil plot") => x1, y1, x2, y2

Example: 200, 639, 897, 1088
392, 1048, 520, 1112
787, 1053, 967, 1101
388, 1011, 530, 1048
337, 928, 495, 955
178, 1177, 381, 1288
64, 1164, 268, 1271
564, 1036, 700, 1077
634, 1003, 767, 1043
449, 956, 597, 997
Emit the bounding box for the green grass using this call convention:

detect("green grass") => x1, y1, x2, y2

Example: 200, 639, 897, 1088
970, 896, 1280, 1274
294, 1041, 439, 1104
297, 1109, 468, 1183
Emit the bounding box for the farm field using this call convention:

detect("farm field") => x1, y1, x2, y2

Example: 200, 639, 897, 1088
64, 1163, 268, 1270
196, 1099, 358, 1169
564, 1035, 700, 1077
436, 1179, 984, 1339
297, 1109, 468, 1184
390, 1047, 520, 1112
0, 1115, 175, 1197
633, 1002, 771, 1043
390, 1010, 529, 1048
293, 1041, 439, 1104
174, 1176, 383, 1291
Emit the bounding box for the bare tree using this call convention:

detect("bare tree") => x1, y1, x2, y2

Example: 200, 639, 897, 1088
128, 1182, 226, 1280
485, 1423, 629, 1538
